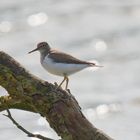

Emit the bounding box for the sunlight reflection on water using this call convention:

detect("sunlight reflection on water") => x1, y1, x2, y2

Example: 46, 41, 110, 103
94, 40, 107, 52
27, 12, 48, 27
83, 103, 122, 122
0, 21, 12, 33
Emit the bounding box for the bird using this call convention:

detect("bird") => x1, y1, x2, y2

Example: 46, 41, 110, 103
28, 42, 102, 90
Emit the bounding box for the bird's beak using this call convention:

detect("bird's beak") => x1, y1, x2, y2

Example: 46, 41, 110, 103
28, 48, 38, 54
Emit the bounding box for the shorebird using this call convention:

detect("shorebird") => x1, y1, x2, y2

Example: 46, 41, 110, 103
29, 42, 102, 90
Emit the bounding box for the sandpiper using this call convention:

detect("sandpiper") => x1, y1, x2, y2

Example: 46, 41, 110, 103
29, 42, 102, 90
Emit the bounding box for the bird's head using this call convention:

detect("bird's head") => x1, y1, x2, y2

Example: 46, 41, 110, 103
28, 42, 50, 54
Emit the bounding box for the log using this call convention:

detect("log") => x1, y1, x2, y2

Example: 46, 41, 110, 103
0, 51, 113, 140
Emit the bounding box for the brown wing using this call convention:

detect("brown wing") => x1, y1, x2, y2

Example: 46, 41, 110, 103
48, 50, 95, 65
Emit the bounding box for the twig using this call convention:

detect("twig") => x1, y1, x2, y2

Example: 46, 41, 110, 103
3, 109, 54, 140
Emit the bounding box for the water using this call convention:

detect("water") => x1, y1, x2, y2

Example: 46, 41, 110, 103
0, 0, 140, 140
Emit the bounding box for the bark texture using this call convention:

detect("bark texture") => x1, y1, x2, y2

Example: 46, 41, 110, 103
0, 51, 113, 140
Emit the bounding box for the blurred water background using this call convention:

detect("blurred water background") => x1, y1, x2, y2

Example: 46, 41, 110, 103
0, 0, 140, 140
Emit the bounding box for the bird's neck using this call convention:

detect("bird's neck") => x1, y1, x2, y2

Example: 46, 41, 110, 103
40, 50, 50, 64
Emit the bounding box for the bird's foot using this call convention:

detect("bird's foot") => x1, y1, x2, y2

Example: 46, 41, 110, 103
54, 82, 62, 91
66, 88, 71, 94
53, 82, 59, 91
54, 82, 71, 93
54, 82, 58, 87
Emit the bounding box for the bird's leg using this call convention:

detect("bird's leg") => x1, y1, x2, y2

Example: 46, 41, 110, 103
65, 76, 69, 90
56, 76, 66, 89
65, 76, 71, 93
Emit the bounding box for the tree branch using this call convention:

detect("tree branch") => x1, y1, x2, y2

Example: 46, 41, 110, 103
4, 109, 54, 140
0, 51, 113, 140
0, 96, 36, 112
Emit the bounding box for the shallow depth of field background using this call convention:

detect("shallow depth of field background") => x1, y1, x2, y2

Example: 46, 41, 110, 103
0, 0, 140, 140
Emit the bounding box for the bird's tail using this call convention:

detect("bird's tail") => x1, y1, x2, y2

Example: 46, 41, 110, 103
95, 65, 104, 67
89, 63, 104, 67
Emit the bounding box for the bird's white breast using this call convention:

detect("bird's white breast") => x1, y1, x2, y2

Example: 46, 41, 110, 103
41, 56, 89, 76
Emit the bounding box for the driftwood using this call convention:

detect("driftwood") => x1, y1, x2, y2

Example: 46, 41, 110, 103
0, 51, 113, 140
